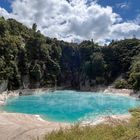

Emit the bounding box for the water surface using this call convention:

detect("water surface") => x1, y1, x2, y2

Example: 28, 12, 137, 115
1, 90, 140, 123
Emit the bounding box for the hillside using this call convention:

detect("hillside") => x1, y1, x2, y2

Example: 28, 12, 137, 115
0, 17, 140, 91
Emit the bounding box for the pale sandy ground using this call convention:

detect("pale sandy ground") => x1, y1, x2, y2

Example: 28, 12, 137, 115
0, 112, 69, 140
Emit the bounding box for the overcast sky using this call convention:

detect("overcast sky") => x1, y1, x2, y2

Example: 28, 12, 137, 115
0, 0, 140, 44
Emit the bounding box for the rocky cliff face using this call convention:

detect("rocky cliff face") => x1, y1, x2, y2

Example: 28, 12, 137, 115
0, 80, 8, 93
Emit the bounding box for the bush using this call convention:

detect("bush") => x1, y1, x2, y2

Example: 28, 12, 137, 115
129, 72, 140, 90
114, 79, 129, 89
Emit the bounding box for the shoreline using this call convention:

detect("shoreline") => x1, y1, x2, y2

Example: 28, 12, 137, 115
81, 114, 131, 126
0, 87, 135, 106
0, 86, 138, 99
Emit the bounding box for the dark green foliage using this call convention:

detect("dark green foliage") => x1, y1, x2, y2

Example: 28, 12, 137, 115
32, 23, 37, 32
115, 79, 129, 89
0, 17, 7, 36
1, 17, 140, 90
86, 52, 106, 78
128, 55, 140, 90
29, 62, 42, 82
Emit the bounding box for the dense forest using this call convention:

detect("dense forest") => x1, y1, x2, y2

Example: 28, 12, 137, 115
1, 17, 140, 91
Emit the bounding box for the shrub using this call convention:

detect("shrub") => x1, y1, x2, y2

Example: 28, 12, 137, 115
114, 79, 129, 89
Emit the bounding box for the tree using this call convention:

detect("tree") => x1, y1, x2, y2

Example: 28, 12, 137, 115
32, 23, 37, 32
129, 56, 140, 90
29, 63, 42, 82
0, 17, 7, 36
84, 52, 106, 84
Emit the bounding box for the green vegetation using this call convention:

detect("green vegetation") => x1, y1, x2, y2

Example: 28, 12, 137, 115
44, 109, 140, 140
114, 79, 129, 89
1, 17, 140, 90
128, 55, 140, 90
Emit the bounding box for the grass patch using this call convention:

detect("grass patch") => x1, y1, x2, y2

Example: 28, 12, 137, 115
44, 109, 140, 140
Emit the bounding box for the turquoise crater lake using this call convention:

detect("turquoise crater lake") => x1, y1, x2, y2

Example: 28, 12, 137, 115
1, 90, 140, 123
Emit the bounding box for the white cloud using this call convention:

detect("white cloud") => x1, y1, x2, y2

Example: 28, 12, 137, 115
133, 14, 140, 25
116, 2, 130, 9
111, 22, 140, 40
0, 7, 11, 18
0, 0, 140, 44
